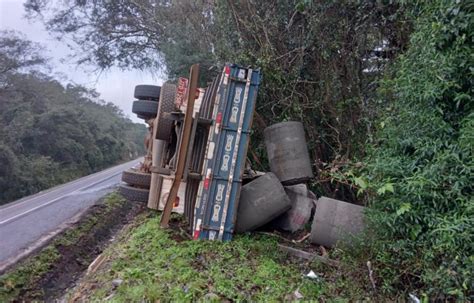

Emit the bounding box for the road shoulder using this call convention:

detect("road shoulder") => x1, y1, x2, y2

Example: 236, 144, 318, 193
0, 192, 144, 302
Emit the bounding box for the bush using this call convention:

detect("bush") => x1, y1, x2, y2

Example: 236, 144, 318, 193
363, 0, 473, 299
214, 0, 410, 202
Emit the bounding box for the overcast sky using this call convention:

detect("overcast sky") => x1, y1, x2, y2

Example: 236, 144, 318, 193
0, 0, 164, 124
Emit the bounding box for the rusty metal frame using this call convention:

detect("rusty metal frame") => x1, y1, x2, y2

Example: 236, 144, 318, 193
160, 64, 200, 228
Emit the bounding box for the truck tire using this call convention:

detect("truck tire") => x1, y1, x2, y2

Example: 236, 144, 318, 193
134, 85, 161, 101
132, 100, 158, 118
119, 184, 149, 203
121, 169, 151, 188
137, 114, 152, 120
155, 82, 177, 141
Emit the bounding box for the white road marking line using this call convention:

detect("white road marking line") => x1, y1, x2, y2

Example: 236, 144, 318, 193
0, 175, 92, 212
0, 170, 125, 226
0, 160, 139, 212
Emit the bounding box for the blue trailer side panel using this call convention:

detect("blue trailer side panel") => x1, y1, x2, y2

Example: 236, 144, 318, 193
194, 64, 261, 241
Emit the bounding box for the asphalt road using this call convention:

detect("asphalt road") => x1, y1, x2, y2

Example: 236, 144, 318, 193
0, 158, 141, 270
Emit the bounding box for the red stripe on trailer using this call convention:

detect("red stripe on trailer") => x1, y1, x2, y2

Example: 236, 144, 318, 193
193, 230, 200, 239
225, 66, 230, 75
216, 112, 223, 124
204, 178, 210, 189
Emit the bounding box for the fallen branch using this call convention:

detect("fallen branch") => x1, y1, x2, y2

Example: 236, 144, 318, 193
86, 253, 107, 275
277, 244, 339, 267
367, 261, 377, 291
293, 233, 310, 243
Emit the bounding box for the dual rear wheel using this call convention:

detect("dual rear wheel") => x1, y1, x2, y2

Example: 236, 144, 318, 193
121, 82, 178, 203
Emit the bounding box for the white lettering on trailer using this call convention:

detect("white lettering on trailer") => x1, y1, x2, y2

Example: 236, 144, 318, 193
238, 69, 246, 79
216, 184, 225, 201
207, 142, 215, 159
233, 87, 242, 104
209, 231, 217, 240
221, 154, 230, 171
212, 184, 225, 222
230, 106, 239, 123
212, 204, 221, 222
225, 135, 234, 152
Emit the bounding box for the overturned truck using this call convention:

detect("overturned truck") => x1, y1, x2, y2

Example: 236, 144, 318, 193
120, 63, 365, 245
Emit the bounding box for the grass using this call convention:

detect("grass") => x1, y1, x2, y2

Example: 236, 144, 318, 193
0, 246, 61, 301
1, 191, 391, 302
0, 193, 129, 302
71, 212, 375, 302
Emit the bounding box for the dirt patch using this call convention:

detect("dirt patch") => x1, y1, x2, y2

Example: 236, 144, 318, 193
0, 193, 145, 302
41, 200, 145, 301
167, 215, 192, 242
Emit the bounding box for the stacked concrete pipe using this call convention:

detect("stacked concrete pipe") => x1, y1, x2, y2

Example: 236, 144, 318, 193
236, 122, 314, 233
263, 121, 313, 185
236, 121, 365, 246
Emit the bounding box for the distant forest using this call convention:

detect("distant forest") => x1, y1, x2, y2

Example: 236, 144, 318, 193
0, 30, 147, 205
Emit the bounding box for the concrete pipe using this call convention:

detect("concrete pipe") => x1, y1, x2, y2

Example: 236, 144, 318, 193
270, 184, 315, 232
264, 121, 313, 185
235, 173, 291, 233
310, 197, 365, 247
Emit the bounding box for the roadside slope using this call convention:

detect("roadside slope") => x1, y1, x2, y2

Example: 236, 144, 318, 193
67, 213, 389, 301
0, 193, 144, 302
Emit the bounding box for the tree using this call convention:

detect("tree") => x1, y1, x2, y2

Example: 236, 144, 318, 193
0, 32, 147, 205
213, 0, 410, 201
24, 0, 217, 80
0, 30, 48, 83
26, 0, 411, 202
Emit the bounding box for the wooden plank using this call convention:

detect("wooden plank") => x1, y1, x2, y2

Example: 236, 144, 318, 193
160, 64, 200, 228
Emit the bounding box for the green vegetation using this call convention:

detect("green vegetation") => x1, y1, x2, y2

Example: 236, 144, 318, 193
24, 0, 412, 203
0, 193, 129, 301
359, 0, 473, 300
69, 213, 382, 302
13, 0, 474, 300
0, 31, 147, 205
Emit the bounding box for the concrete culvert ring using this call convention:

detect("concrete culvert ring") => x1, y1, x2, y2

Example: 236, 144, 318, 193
132, 100, 158, 119
134, 85, 161, 101
118, 184, 149, 203
155, 82, 177, 141
121, 169, 151, 188
263, 121, 314, 185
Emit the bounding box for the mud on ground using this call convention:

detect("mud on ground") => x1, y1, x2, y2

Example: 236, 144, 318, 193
0, 193, 145, 302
